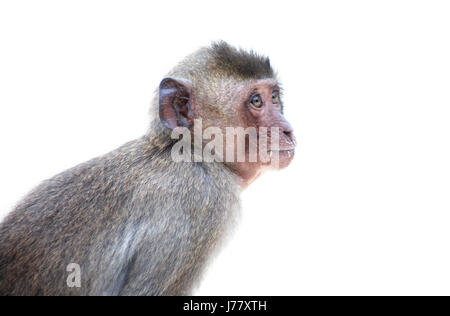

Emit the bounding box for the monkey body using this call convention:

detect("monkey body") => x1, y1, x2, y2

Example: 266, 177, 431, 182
0, 42, 295, 295
0, 136, 240, 295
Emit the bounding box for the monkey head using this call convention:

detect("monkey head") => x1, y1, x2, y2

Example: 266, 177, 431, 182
157, 42, 296, 187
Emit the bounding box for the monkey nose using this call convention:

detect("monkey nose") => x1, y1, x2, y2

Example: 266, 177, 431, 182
283, 130, 296, 146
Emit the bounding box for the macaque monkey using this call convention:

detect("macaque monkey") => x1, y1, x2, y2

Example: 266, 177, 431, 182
0, 41, 296, 295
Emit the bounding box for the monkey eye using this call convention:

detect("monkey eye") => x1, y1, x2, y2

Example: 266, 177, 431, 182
272, 91, 279, 104
250, 94, 263, 108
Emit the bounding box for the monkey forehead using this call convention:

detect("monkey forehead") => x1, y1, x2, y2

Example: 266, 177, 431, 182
242, 78, 280, 90
208, 77, 279, 91
193, 77, 280, 106
232, 78, 281, 100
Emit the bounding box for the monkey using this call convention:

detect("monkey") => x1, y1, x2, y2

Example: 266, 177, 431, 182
0, 41, 296, 296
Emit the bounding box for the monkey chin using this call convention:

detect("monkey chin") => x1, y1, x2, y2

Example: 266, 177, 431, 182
267, 149, 295, 170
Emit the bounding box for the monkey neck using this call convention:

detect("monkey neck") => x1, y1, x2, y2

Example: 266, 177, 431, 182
146, 122, 174, 151
146, 121, 257, 190
146, 124, 244, 189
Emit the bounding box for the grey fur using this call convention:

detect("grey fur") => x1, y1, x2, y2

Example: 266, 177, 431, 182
0, 136, 240, 295
0, 41, 278, 296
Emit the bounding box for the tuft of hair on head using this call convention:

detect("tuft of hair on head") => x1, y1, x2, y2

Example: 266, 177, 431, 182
206, 41, 275, 80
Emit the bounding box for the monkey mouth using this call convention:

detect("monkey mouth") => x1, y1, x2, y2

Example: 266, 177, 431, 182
268, 149, 295, 158
269, 149, 295, 154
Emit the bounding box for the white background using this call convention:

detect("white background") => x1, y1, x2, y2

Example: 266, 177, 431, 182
1, 1, 449, 295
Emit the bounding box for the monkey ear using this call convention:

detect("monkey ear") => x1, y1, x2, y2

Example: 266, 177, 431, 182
159, 77, 194, 130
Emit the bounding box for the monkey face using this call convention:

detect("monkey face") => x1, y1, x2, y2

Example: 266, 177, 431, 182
225, 78, 296, 172
201, 78, 296, 186
244, 78, 296, 170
